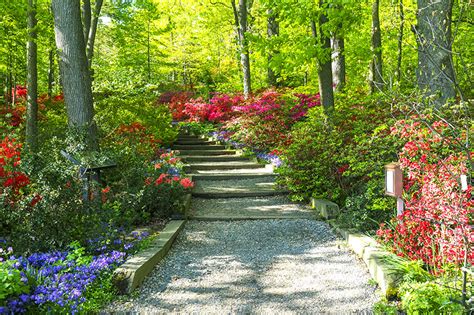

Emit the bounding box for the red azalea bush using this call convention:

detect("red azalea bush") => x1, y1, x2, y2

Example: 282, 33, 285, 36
115, 122, 162, 157
184, 98, 211, 122
225, 91, 292, 150
207, 94, 243, 123
14, 85, 27, 99
377, 117, 473, 270
0, 137, 30, 205
161, 91, 195, 121
138, 149, 194, 220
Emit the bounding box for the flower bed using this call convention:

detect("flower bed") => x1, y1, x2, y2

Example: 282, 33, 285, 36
0, 231, 149, 314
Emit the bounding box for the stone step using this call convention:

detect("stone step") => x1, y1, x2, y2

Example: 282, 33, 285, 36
192, 178, 288, 198
176, 136, 202, 141
190, 167, 273, 175
185, 162, 263, 171
175, 140, 217, 145
192, 190, 289, 198
173, 144, 227, 150
178, 149, 236, 156
191, 173, 277, 180
182, 155, 249, 163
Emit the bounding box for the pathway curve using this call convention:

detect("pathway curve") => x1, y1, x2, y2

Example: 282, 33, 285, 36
106, 134, 379, 313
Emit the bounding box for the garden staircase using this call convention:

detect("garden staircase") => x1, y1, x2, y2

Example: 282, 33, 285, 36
174, 133, 314, 220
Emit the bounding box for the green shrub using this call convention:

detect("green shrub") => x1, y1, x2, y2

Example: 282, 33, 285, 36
95, 94, 177, 146
178, 121, 215, 136
278, 92, 402, 231
0, 260, 30, 303
400, 281, 465, 314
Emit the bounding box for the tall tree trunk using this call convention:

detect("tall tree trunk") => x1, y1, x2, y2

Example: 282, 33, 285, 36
26, 0, 38, 153
231, 0, 252, 98
369, 0, 383, 93
416, 0, 456, 107
331, 31, 345, 91
86, 0, 103, 73
311, 1, 334, 116
267, 9, 279, 87
52, 0, 98, 151
396, 0, 404, 83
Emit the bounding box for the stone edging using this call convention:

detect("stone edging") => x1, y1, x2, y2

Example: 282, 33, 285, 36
113, 219, 186, 294
112, 191, 192, 295
327, 220, 402, 298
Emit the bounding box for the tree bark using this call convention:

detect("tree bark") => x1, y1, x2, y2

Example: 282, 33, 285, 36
416, 0, 456, 107
331, 32, 345, 91
267, 9, 279, 87
369, 0, 383, 93
312, 1, 334, 116
26, 0, 38, 153
52, 0, 98, 151
396, 0, 404, 83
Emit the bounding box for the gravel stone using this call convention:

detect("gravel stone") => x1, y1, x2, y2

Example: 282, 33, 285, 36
105, 220, 379, 313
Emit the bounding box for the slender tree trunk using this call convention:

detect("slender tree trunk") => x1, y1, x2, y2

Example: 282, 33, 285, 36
231, 0, 252, 98
416, 0, 456, 107
86, 0, 103, 72
147, 19, 151, 82
238, 0, 251, 98
231, 0, 242, 79
311, 1, 334, 116
52, 0, 98, 151
48, 48, 54, 98
369, 0, 383, 93
26, 0, 38, 153
82, 0, 91, 49
331, 31, 345, 91
396, 0, 404, 83
267, 9, 279, 87
6, 51, 13, 106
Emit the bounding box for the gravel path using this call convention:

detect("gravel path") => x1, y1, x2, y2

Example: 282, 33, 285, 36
106, 220, 379, 313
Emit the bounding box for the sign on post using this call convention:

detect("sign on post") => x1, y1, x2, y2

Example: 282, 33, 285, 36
385, 162, 404, 215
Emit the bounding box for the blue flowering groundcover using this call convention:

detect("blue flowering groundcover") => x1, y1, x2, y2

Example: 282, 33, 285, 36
0, 231, 149, 314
